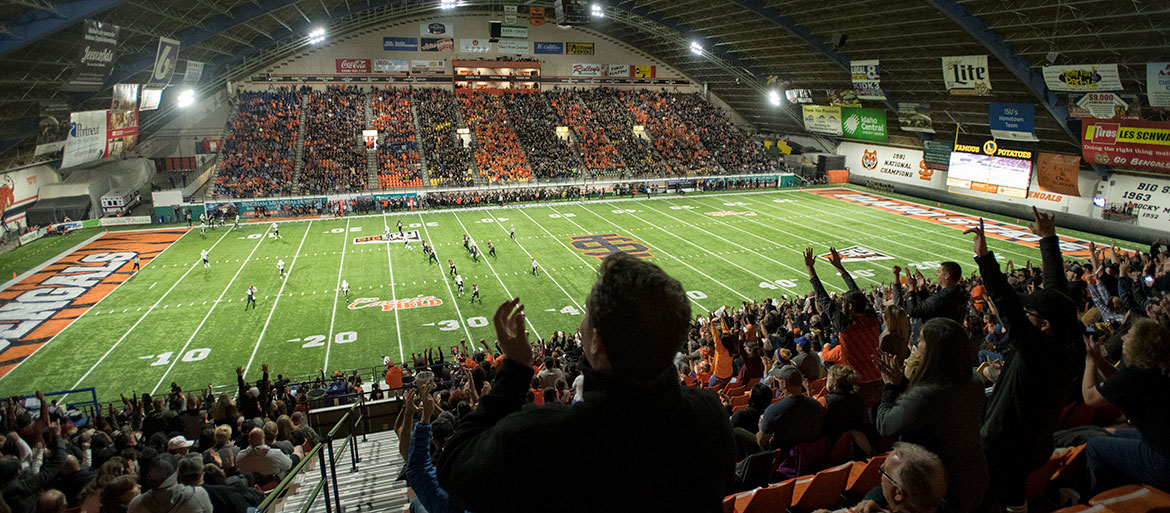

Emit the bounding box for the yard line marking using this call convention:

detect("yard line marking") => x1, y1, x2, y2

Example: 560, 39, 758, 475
451, 212, 542, 340
64, 227, 234, 397
542, 204, 710, 312
383, 218, 405, 364
242, 221, 314, 379
322, 219, 350, 374
418, 214, 473, 342
484, 209, 583, 312
149, 282, 157, 290
150, 224, 277, 394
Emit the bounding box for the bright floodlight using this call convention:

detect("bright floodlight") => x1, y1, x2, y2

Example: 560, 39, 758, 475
590, 3, 604, 17
768, 90, 782, 106
690, 41, 703, 55
308, 28, 326, 44
177, 89, 195, 108
439, 0, 457, 9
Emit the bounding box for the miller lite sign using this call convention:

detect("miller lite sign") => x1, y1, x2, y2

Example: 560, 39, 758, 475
942, 55, 991, 95
336, 59, 371, 74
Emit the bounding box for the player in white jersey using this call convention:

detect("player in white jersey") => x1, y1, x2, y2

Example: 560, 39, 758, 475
487, 240, 496, 258
234, 214, 240, 229
405, 237, 412, 250
384, 226, 392, 241
271, 222, 280, 240
455, 274, 464, 296
202, 249, 210, 269
341, 279, 350, 301
245, 285, 257, 310
132, 255, 140, 272
200, 221, 207, 236
277, 258, 285, 277
531, 258, 539, 276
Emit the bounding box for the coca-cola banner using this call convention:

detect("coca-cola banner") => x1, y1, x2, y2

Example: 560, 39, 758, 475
571, 63, 603, 77
62, 20, 119, 92
336, 59, 371, 74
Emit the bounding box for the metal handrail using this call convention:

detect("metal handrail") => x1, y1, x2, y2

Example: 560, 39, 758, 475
256, 403, 357, 513
254, 439, 326, 512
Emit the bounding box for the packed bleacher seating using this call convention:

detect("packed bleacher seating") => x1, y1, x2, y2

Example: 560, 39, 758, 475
670, 92, 777, 174
370, 88, 423, 189
457, 92, 533, 184
215, 88, 302, 198
413, 88, 473, 187
549, 89, 628, 175
620, 89, 721, 175
580, 88, 668, 177
501, 92, 582, 180
300, 85, 366, 194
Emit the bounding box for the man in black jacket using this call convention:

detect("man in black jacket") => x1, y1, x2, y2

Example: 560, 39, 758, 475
965, 209, 1083, 513
902, 261, 970, 324
438, 252, 735, 513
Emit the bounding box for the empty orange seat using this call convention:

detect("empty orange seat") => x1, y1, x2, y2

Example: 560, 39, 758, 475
1090, 484, 1170, 513
846, 454, 888, 496
807, 378, 827, 396
733, 480, 794, 513
788, 462, 852, 511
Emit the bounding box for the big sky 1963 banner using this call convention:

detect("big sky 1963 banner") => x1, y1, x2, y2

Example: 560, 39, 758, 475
942, 55, 991, 95
803, 105, 842, 136
1082, 119, 1170, 174
145, 37, 181, 90
62, 20, 119, 92
1036, 153, 1082, 196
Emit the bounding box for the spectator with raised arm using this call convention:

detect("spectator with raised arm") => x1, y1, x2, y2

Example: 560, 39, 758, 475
903, 262, 970, 324
805, 247, 883, 406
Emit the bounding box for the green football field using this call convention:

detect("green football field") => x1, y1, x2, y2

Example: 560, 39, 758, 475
0, 187, 1137, 400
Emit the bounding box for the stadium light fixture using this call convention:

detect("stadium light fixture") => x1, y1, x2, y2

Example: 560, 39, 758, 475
590, 3, 604, 17
690, 41, 703, 55
439, 0, 457, 9
768, 90, 782, 106
177, 89, 195, 108
308, 28, 326, 44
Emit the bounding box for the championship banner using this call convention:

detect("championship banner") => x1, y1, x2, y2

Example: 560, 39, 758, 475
529, 6, 546, 25
421, 22, 454, 38
942, 55, 991, 95
827, 89, 861, 107
460, 38, 491, 53
841, 107, 887, 142
923, 140, 952, 172
1069, 93, 1142, 120
374, 59, 409, 73
420, 38, 454, 52
336, 59, 371, 73
1148, 63, 1170, 110
606, 64, 630, 78
1082, 119, 1170, 174
111, 84, 139, 111
1036, 153, 1082, 196
633, 65, 656, 79
62, 20, 119, 92
566, 42, 595, 55
850, 60, 885, 100
410, 60, 446, 75
1042, 64, 1123, 92
62, 110, 107, 168
144, 37, 181, 89
785, 89, 813, 104
897, 102, 934, 133
139, 89, 162, 111
571, 63, 603, 77
989, 103, 1039, 142
802, 105, 842, 136
384, 37, 419, 51
839, 141, 932, 185
535, 41, 563, 54
497, 40, 528, 55
500, 25, 528, 39
184, 61, 204, 83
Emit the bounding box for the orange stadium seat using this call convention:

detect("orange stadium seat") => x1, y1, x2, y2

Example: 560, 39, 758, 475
1090, 485, 1170, 513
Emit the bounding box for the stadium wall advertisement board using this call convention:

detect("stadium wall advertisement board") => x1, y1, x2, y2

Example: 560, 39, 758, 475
802, 105, 842, 136
383, 37, 418, 51
374, 59, 409, 73
420, 22, 454, 38
923, 140, 952, 171
63, 20, 120, 92
534, 42, 563, 54
496, 40, 528, 55
1081, 119, 1170, 174
1069, 93, 1141, 120
1103, 173, 1170, 232
838, 142, 935, 186
841, 107, 887, 142
1148, 63, 1170, 109
1036, 153, 1082, 197
63, 110, 108, 168
1042, 64, 1123, 92
335, 59, 371, 73
420, 38, 454, 52
459, 38, 491, 53
989, 103, 1038, 142
571, 63, 604, 77
565, 42, 594, 55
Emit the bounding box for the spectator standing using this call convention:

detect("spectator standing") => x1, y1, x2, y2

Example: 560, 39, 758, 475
805, 247, 883, 406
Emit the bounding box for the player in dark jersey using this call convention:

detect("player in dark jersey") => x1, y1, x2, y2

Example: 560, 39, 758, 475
397, 219, 403, 234
245, 285, 257, 310
469, 282, 480, 304
462, 234, 470, 253
470, 243, 479, 263
449, 259, 457, 277
428, 245, 438, 265
487, 240, 496, 258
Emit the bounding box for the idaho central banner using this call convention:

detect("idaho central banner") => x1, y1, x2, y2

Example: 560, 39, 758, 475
144, 37, 181, 89
802, 105, 842, 136
566, 42, 594, 55
1036, 153, 1082, 196
1082, 119, 1170, 174
897, 102, 934, 133
0, 229, 187, 377
1042, 64, 1123, 92
942, 55, 991, 95
62, 20, 119, 92
841, 107, 887, 142
850, 60, 885, 100
1148, 63, 1170, 110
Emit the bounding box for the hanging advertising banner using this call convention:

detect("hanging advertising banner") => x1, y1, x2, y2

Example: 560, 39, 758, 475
383, 37, 419, 51
62, 110, 107, 168
1069, 93, 1142, 120
606, 64, 630, 78
62, 20, 120, 92
785, 89, 813, 104
827, 89, 861, 107
529, 6, 546, 25
566, 42, 594, 55
923, 140, 952, 172
335, 59, 371, 73
571, 63, 604, 77
633, 65, 656, 79
942, 55, 991, 95
410, 60, 446, 75
144, 37, 181, 89
496, 40, 528, 55
421, 22, 454, 38
897, 102, 934, 133
1082, 119, 1170, 174
802, 105, 843, 136
184, 61, 204, 83
535, 41, 563, 54
841, 107, 887, 142
105, 109, 138, 157
1148, 63, 1170, 110
989, 103, 1039, 142
460, 39, 492, 53
504, 5, 518, 24
374, 59, 409, 73
850, 60, 885, 100
139, 88, 162, 111
500, 25, 528, 39
1036, 153, 1082, 196
1042, 64, 1123, 92
420, 38, 454, 52
34, 99, 70, 157
111, 84, 139, 111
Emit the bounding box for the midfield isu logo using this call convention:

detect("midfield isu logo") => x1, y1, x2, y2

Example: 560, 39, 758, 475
570, 233, 652, 259
0, 229, 186, 377
353, 230, 421, 245
348, 295, 442, 312
820, 245, 893, 262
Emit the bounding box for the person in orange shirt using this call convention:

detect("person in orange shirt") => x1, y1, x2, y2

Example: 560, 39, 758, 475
384, 358, 404, 399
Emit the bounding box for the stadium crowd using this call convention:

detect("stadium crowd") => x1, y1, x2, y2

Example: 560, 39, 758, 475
413, 89, 473, 187
299, 86, 367, 194
622, 90, 720, 175
371, 88, 423, 189
548, 90, 626, 174
215, 89, 303, 198
503, 93, 582, 180
457, 93, 533, 184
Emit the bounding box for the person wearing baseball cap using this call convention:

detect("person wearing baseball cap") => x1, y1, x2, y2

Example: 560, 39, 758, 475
757, 365, 824, 455
167, 436, 194, 456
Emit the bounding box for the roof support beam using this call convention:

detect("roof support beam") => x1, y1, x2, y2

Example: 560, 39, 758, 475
0, 0, 127, 58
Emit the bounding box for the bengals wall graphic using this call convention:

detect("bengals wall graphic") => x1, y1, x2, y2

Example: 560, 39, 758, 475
0, 229, 186, 376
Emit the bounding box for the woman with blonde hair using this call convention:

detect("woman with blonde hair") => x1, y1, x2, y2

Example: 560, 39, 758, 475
77, 457, 130, 513
210, 393, 238, 433
880, 304, 911, 360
